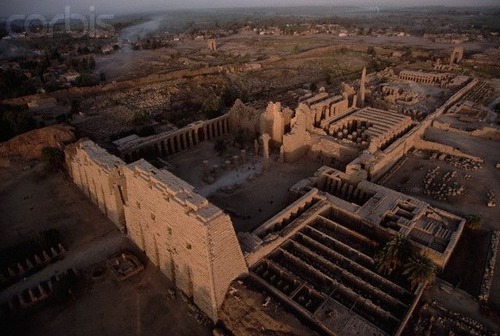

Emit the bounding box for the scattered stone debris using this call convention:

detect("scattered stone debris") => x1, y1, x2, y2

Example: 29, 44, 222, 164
487, 191, 496, 208
422, 166, 464, 200
430, 152, 482, 171
414, 300, 496, 336
187, 302, 212, 327
166, 288, 176, 300
8, 268, 78, 312
106, 252, 144, 281
479, 231, 499, 303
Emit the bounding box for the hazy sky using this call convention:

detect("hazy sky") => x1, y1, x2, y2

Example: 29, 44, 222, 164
1, 0, 499, 16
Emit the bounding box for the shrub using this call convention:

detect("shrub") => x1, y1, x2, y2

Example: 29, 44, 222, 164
41, 147, 65, 169
465, 214, 482, 230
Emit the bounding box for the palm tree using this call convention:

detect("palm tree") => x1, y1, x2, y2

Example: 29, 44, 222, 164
403, 253, 436, 290
375, 234, 411, 275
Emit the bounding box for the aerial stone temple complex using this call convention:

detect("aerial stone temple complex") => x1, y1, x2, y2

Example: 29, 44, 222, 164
63, 64, 480, 335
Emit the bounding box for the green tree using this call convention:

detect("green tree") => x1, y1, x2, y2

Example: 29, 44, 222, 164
41, 147, 65, 169
202, 95, 222, 119
214, 139, 227, 156
0, 105, 36, 141
234, 129, 247, 147
465, 214, 482, 230
222, 86, 241, 107
375, 234, 411, 275
403, 253, 436, 289
133, 111, 149, 126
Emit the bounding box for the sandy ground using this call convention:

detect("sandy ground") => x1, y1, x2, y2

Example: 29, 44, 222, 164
0, 164, 115, 250
18, 262, 211, 336
168, 140, 322, 232
381, 126, 500, 312
424, 279, 500, 333
96, 31, 497, 82
0, 164, 210, 336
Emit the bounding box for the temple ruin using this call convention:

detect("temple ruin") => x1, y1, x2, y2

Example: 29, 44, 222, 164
65, 140, 248, 321
62, 64, 479, 334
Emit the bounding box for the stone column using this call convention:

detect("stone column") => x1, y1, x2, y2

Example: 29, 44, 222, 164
208, 124, 213, 139
279, 145, 285, 163
187, 131, 193, 148
163, 140, 169, 155
215, 122, 220, 137
181, 133, 189, 150
203, 126, 208, 141
261, 133, 271, 171
240, 149, 247, 163
193, 128, 199, 144
203, 160, 210, 179
254, 139, 259, 155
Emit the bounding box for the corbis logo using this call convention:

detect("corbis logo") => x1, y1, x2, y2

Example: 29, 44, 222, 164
5, 6, 114, 38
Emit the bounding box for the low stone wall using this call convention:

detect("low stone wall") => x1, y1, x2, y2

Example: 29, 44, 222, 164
414, 138, 483, 163
479, 231, 499, 303
433, 121, 500, 141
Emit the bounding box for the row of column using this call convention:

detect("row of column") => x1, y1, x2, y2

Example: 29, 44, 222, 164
124, 117, 230, 162
400, 74, 436, 85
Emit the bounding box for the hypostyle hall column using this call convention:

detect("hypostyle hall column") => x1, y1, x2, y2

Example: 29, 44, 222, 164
208, 124, 213, 139
203, 126, 208, 141
193, 128, 199, 144
187, 131, 193, 148
261, 133, 271, 171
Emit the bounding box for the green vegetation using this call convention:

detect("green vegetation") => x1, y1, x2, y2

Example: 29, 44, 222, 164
41, 147, 65, 169
214, 138, 227, 156
233, 129, 248, 147
376, 234, 437, 289
375, 234, 411, 275
465, 214, 483, 230
0, 68, 36, 99
133, 110, 150, 126
0, 104, 36, 142
403, 253, 437, 289
222, 86, 247, 107
202, 95, 222, 119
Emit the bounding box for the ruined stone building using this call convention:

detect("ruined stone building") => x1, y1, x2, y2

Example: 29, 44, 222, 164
449, 47, 464, 65
398, 70, 451, 86
66, 140, 247, 320
64, 66, 478, 335
238, 166, 464, 336
207, 38, 217, 51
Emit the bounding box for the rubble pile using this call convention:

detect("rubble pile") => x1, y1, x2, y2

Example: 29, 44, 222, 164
430, 152, 482, 170
479, 231, 499, 303
487, 191, 496, 208
414, 300, 496, 336
422, 166, 465, 200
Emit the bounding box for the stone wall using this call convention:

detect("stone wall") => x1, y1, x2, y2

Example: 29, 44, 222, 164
228, 99, 261, 136
66, 140, 248, 321
260, 102, 286, 146
433, 121, 500, 141
119, 115, 230, 162
65, 140, 126, 231
413, 138, 483, 163
282, 109, 312, 162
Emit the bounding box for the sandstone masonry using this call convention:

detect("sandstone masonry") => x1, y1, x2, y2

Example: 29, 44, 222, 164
65, 140, 248, 321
